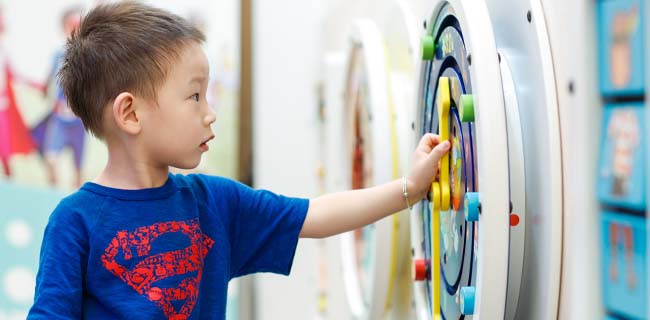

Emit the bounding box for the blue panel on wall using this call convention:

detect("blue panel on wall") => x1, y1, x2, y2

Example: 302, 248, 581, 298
597, 104, 646, 211
597, 0, 645, 96
601, 212, 647, 319
0, 182, 64, 318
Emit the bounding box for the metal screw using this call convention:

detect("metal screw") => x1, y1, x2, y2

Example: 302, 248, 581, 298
423, 20, 427, 30
568, 81, 575, 94
527, 10, 532, 23
467, 54, 472, 66
411, 122, 415, 130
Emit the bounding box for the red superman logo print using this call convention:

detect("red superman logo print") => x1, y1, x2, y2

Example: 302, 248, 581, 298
102, 218, 214, 320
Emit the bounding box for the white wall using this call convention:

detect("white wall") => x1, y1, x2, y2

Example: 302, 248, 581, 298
543, 0, 602, 318
252, 0, 324, 319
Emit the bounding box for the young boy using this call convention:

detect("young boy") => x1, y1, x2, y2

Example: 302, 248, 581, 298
27, 2, 450, 319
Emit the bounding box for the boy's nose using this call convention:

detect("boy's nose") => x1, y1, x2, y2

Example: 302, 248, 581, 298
204, 108, 217, 126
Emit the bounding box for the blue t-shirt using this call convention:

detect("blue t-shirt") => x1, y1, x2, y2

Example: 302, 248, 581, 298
27, 174, 309, 319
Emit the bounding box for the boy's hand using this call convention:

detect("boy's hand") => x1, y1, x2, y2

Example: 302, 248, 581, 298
407, 133, 451, 202
301, 133, 451, 238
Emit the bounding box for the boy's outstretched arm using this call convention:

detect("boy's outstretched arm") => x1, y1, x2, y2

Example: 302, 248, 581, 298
300, 133, 451, 238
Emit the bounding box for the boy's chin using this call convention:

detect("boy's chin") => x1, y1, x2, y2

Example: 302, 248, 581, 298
171, 159, 202, 171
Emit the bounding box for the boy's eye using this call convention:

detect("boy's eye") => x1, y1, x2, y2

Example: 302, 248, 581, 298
191, 93, 200, 101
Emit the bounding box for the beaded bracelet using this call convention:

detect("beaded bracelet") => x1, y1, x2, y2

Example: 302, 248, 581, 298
402, 176, 412, 210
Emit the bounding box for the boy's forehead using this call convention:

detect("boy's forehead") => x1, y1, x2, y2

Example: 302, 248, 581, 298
178, 43, 209, 76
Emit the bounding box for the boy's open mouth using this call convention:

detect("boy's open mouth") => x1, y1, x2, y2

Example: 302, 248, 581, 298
200, 135, 215, 150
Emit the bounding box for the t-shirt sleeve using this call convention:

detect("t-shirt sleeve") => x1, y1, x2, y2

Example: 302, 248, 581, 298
228, 181, 309, 278
27, 203, 89, 319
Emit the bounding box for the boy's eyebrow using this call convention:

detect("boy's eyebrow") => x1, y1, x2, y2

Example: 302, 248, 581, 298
189, 75, 208, 84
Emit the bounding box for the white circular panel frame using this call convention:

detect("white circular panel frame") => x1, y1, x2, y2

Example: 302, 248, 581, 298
339, 19, 398, 320
411, 0, 511, 319
410, 0, 562, 319
484, 0, 563, 318
382, 1, 425, 318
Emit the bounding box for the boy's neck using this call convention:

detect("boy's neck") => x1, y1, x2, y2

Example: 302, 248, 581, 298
92, 140, 170, 190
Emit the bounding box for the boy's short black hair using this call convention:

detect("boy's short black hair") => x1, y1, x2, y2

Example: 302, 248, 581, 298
59, 1, 205, 138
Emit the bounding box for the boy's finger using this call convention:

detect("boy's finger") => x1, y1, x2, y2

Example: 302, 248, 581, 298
428, 140, 451, 161
418, 133, 441, 151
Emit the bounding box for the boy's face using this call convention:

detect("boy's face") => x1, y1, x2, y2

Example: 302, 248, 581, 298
138, 42, 215, 170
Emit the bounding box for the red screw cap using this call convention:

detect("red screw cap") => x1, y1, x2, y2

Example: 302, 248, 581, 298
413, 259, 427, 281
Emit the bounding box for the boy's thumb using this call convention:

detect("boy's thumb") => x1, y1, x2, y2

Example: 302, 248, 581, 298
429, 140, 451, 160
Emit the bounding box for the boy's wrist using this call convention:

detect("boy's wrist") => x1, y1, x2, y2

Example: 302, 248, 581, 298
404, 177, 423, 208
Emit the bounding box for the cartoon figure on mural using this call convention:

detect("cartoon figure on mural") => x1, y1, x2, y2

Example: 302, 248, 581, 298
32, 7, 85, 187
609, 5, 638, 88
446, 131, 461, 255
608, 223, 618, 282
209, 44, 238, 111
606, 109, 639, 197
622, 225, 636, 289
608, 223, 637, 290
0, 6, 45, 178
451, 135, 463, 211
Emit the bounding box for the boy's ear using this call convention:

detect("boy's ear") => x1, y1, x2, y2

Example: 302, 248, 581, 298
112, 92, 141, 135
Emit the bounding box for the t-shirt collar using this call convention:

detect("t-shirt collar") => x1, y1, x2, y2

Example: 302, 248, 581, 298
81, 173, 179, 201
